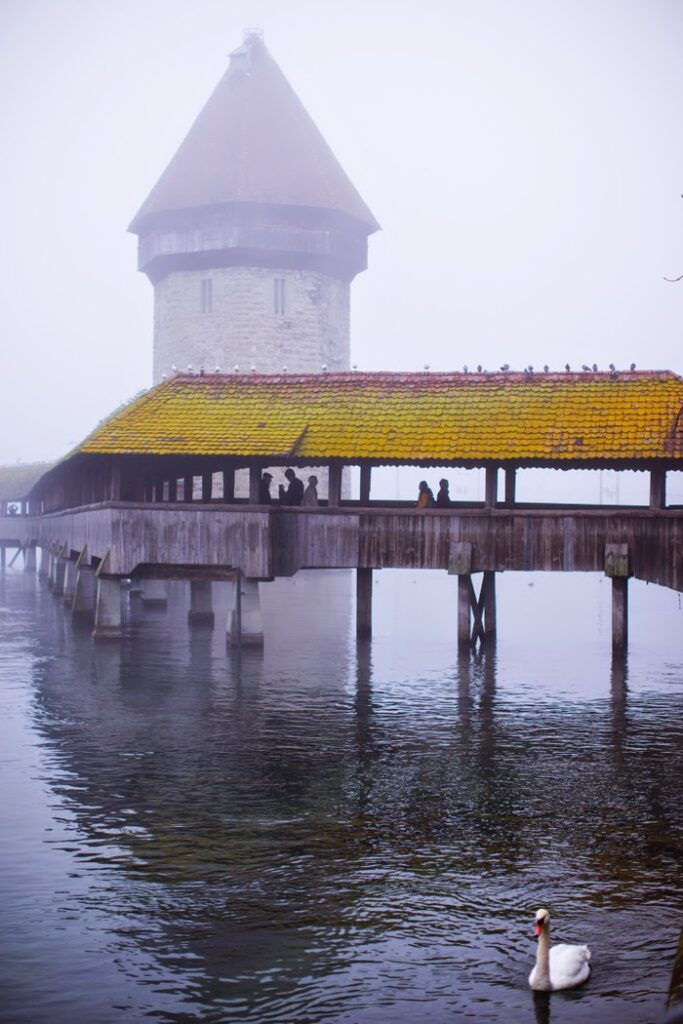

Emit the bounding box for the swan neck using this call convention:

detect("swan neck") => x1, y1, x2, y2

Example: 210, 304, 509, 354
536, 924, 551, 985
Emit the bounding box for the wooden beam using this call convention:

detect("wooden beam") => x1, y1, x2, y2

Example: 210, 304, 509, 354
183, 474, 193, 503
202, 472, 212, 503
328, 463, 343, 507
650, 465, 666, 510
504, 467, 516, 506
359, 465, 372, 505
223, 466, 235, 503
249, 466, 261, 504
484, 467, 498, 509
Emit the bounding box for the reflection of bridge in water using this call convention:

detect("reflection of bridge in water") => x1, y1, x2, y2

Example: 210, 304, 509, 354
1, 369, 683, 652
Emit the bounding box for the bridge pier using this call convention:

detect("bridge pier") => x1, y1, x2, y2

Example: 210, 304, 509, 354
23, 545, 36, 573
93, 578, 123, 640
0, 548, 5, 572
141, 580, 168, 607
63, 558, 78, 605
52, 554, 66, 596
227, 575, 264, 646
188, 580, 214, 626
38, 547, 49, 579
72, 561, 97, 621
356, 568, 372, 639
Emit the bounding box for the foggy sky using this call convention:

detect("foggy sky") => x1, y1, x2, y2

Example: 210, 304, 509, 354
1, 0, 681, 465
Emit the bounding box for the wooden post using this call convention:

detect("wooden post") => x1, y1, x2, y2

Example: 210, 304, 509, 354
458, 575, 471, 647
223, 466, 235, 503
202, 472, 212, 503
482, 570, 497, 637
484, 467, 498, 509
504, 467, 516, 506
249, 466, 261, 504
0, 548, 5, 572
359, 465, 372, 505
168, 478, 177, 502
612, 577, 628, 654
183, 474, 193, 502
649, 465, 666, 510
356, 567, 373, 638
328, 463, 342, 507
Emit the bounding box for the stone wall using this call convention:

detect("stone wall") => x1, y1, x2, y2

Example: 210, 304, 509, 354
153, 266, 350, 383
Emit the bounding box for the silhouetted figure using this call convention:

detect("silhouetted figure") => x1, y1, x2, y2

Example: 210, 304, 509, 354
258, 471, 273, 504
416, 480, 434, 509
435, 478, 451, 508
302, 475, 319, 507
279, 468, 304, 506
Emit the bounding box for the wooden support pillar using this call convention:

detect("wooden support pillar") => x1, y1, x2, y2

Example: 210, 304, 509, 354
484, 466, 498, 509
605, 543, 629, 654
0, 547, 5, 572
328, 463, 342, 507
359, 465, 372, 505
612, 577, 628, 654
356, 567, 373, 639
183, 474, 193, 502
93, 578, 123, 640
249, 466, 261, 504
202, 472, 212, 503
458, 575, 471, 648
188, 580, 214, 626
649, 465, 666, 510
168, 478, 177, 503
455, 571, 496, 648
482, 570, 497, 637
223, 466, 235, 503
504, 467, 516, 506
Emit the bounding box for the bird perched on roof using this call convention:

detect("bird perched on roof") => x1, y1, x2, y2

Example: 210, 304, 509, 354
581, 364, 591, 372
609, 363, 616, 372
214, 365, 221, 373
630, 362, 636, 371
477, 364, 483, 373
592, 363, 598, 372
543, 364, 549, 373
463, 364, 469, 373
500, 363, 510, 371
565, 363, 571, 372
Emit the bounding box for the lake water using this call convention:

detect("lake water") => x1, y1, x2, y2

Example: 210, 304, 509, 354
1, 566, 682, 1023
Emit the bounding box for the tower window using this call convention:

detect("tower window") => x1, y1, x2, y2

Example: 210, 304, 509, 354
273, 277, 286, 316
200, 278, 213, 313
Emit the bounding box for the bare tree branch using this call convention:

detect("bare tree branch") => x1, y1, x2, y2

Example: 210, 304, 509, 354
663, 274, 683, 282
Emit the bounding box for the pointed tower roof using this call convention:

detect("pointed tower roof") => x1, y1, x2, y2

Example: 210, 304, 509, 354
129, 33, 379, 234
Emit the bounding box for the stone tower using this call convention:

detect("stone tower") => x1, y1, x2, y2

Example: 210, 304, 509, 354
129, 33, 379, 384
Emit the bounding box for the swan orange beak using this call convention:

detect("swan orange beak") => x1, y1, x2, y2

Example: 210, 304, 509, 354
534, 923, 543, 937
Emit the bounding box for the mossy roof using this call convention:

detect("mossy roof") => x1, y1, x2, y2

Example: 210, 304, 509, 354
72, 370, 683, 466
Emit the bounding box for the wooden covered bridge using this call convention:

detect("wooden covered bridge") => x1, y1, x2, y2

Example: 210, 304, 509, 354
2, 368, 682, 650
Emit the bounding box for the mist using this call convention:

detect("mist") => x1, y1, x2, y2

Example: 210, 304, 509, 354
1, 0, 681, 465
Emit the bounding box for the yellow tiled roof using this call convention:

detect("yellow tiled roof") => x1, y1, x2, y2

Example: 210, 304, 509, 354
77, 371, 683, 464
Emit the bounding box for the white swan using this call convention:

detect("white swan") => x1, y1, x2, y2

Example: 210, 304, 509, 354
528, 908, 591, 991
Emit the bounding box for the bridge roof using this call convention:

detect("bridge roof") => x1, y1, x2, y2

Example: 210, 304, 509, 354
72, 370, 683, 467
